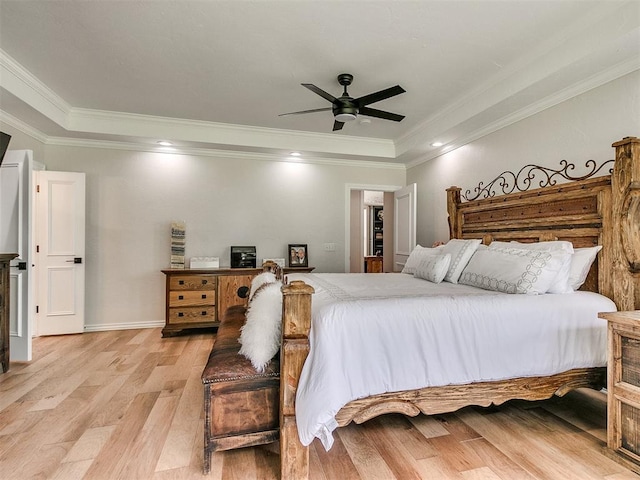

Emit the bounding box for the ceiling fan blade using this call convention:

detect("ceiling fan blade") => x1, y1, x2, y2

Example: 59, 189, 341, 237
333, 120, 345, 131
358, 106, 405, 122
302, 83, 337, 103
355, 85, 405, 107
279, 107, 332, 117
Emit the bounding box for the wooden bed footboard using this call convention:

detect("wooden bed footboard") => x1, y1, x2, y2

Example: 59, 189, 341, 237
280, 280, 314, 480
279, 137, 639, 479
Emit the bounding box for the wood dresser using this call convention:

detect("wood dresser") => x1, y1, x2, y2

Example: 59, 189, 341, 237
0, 253, 18, 373
161, 266, 314, 337
600, 310, 640, 474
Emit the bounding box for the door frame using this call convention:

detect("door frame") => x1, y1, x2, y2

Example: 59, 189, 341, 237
344, 183, 402, 272
0, 150, 42, 361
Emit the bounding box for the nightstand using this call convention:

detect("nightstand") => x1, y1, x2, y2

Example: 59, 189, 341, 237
599, 310, 640, 474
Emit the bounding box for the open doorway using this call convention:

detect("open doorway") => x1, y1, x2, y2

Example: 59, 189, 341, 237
345, 184, 401, 273
345, 183, 417, 273
363, 191, 386, 273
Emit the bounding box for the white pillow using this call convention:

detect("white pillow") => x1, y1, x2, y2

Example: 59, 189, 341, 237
459, 246, 570, 294
239, 282, 282, 372
569, 246, 602, 290
489, 240, 574, 253
489, 240, 574, 294
414, 254, 452, 284
440, 239, 482, 283
248, 271, 277, 300
402, 245, 442, 274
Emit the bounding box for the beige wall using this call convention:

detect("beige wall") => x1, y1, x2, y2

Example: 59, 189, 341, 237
407, 70, 640, 247
0, 136, 404, 330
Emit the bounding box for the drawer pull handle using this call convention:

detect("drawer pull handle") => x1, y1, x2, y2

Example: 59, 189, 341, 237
201, 311, 207, 316
202, 280, 208, 285
202, 294, 207, 299
178, 312, 184, 317
179, 280, 185, 285
178, 295, 184, 300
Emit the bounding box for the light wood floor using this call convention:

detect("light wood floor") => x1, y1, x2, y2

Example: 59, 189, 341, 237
0, 328, 637, 480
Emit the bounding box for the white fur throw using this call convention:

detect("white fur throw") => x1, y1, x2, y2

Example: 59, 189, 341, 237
239, 282, 283, 372
248, 271, 277, 300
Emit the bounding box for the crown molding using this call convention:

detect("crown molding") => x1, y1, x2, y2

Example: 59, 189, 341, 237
43, 134, 405, 170
405, 59, 640, 170
67, 107, 397, 159
1, 103, 403, 169
398, 1, 640, 163
0, 109, 49, 144
0, 49, 71, 127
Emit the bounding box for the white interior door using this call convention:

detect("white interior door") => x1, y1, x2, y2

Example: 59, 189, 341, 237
393, 183, 417, 272
0, 150, 34, 361
36, 171, 86, 335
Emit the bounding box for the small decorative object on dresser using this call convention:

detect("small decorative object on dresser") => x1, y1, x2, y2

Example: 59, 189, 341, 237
170, 221, 186, 269
189, 256, 220, 269
288, 244, 308, 267
262, 258, 285, 268
600, 310, 640, 474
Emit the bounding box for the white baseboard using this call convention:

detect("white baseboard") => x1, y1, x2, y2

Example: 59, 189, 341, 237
84, 320, 165, 332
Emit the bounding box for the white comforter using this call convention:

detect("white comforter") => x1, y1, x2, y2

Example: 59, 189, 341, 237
286, 273, 616, 450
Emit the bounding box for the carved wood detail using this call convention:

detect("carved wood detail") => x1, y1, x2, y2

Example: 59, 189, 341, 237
335, 368, 605, 427
611, 137, 640, 310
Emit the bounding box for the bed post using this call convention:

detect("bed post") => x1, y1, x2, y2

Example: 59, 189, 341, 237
610, 136, 640, 310
280, 280, 314, 480
446, 186, 462, 239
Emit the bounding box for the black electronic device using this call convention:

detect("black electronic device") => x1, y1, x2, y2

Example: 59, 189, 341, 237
230, 246, 257, 268
0, 132, 11, 167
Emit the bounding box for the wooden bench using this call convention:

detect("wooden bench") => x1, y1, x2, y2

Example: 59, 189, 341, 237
201, 304, 280, 474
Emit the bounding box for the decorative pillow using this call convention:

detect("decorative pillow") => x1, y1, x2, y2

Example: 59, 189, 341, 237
569, 246, 602, 290
489, 240, 574, 294
489, 240, 574, 253
239, 282, 283, 372
401, 245, 442, 274
248, 271, 277, 301
414, 254, 451, 284
459, 246, 570, 294
440, 239, 482, 283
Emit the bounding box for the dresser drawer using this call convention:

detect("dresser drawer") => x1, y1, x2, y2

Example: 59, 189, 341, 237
169, 275, 217, 291
168, 306, 216, 324
169, 290, 216, 307
622, 336, 640, 388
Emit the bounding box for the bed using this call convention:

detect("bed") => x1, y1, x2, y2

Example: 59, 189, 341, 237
277, 136, 640, 479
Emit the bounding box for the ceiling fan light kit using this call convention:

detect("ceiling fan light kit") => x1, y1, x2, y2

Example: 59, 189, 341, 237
335, 112, 357, 122
279, 73, 405, 131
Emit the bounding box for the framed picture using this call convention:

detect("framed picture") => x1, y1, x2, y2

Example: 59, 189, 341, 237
288, 244, 308, 267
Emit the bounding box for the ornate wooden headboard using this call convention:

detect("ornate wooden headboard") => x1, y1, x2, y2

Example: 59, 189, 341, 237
446, 137, 640, 311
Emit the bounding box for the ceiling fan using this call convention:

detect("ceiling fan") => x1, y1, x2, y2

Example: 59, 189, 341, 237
279, 73, 406, 131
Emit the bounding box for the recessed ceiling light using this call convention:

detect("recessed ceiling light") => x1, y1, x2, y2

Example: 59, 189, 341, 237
289, 152, 301, 157
431, 142, 444, 147
157, 141, 173, 146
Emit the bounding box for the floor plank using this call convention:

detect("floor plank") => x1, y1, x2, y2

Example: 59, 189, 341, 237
0, 328, 637, 479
